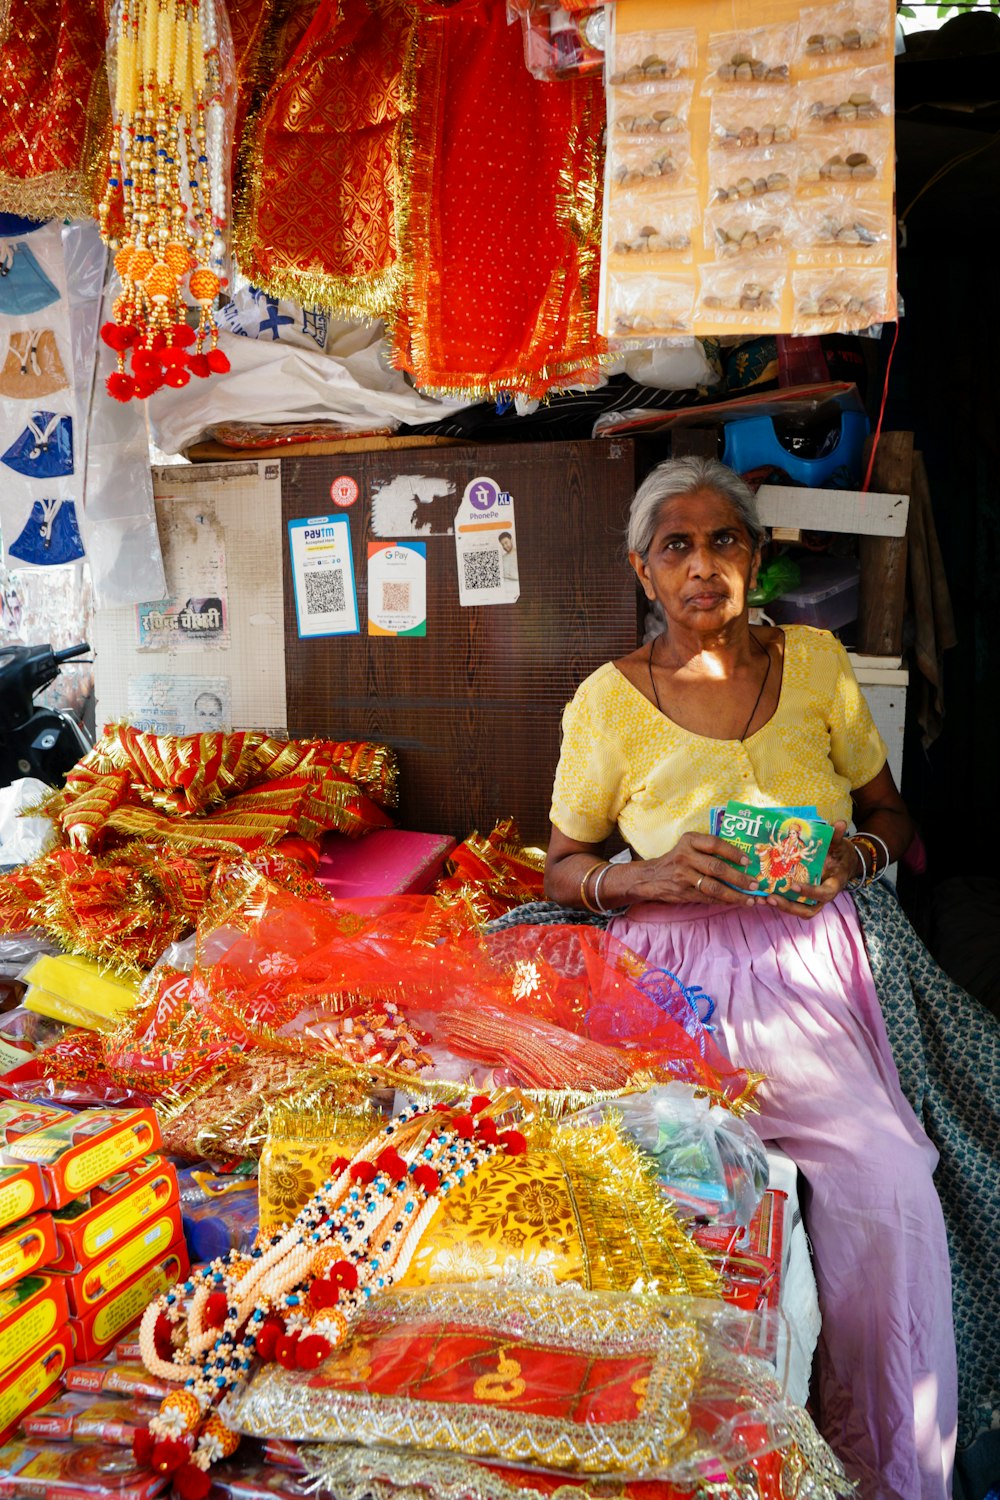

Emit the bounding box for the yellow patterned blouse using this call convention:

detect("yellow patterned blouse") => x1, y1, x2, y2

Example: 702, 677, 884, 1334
550, 626, 887, 860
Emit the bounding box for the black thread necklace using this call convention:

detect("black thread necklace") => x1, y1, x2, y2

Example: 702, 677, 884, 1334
648, 631, 771, 742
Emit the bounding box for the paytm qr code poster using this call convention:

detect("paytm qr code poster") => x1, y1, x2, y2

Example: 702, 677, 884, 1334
288, 514, 359, 638
454, 477, 519, 607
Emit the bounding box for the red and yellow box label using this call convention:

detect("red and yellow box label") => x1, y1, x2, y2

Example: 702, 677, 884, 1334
0, 1276, 68, 1379
0, 1327, 73, 1445
0, 1214, 56, 1293
50, 1156, 177, 1272
72, 1238, 189, 1362
55, 1204, 182, 1315
3, 1109, 160, 1208
0, 1163, 45, 1234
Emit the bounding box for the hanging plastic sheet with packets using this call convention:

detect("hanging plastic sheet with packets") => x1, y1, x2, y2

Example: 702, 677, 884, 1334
599, 0, 896, 344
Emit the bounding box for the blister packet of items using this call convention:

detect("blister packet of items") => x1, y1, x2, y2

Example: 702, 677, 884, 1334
710, 94, 796, 154
608, 193, 697, 262
0, 1439, 168, 1499
709, 143, 797, 205
519, 4, 607, 82
697, 261, 787, 329
705, 21, 798, 89
792, 267, 891, 333
607, 26, 698, 85
798, 0, 891, 71
609, 135, 695, 194
605, 274, 697, 345
570, 1082, 769, 1224
796, 198, 892, 261
64, 1362, 173, 1402
799, 63, 892, 128
704, 196, 795, 258
21, 1392, 162, 1446
798, 127, 890, 189
610, 78, 694, 141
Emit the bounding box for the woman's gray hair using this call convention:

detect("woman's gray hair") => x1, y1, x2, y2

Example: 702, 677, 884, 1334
626, 457, 765, 560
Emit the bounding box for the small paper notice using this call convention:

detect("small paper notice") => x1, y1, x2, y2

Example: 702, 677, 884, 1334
126, 674, 232, 734
454, 476, 519, 607
288, 514, 359, 638
368, 542, 427, 637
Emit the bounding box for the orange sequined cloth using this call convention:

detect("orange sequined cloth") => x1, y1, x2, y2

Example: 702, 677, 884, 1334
395, 1, 605, 397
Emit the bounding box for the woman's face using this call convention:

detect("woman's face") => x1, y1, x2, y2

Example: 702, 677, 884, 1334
630, 488, 760, 634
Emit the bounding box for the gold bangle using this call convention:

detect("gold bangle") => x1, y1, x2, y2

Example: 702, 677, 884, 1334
579, 861, 608, 913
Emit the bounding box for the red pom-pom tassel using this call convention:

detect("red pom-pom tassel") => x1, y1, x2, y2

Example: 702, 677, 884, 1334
174, 1462, 212, 1500
132, 350, 163, 379
375, 1148, 407, 1181
133, 1428, 156, 1466
475, 1116, 499, 1144
309, 1278, 340, 1310
329, 1155, 350, 1177
187, 352, 211, 378
452, 1113, 475, 1139
205, 1291, 229, 1329
296, 1334, 332, 1370
328, 1259, 359, 1290
500, 1129, 528, 1155
151, 1438, 189, 1475
413, 1164, 440, 1194
350, 1160, 377, 1184
255, 1315, 285, 1362
164, 366, 190, 388
160, 345, 189, 367
206, 347, 230, 373
469, 1094, 491, 1115
106, 371, 135, 403
100, 321, 136, 352
171, 321, 196, 347
276, 1332, 300, 1369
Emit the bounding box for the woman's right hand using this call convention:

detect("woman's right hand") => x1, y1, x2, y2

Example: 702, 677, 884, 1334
544, 826, 761, 910
628, 832, 762, 907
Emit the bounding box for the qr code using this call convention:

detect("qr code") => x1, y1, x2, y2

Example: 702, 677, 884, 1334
462, 550, 502, 592
382, 580, 411, 612
304, 568, 346, 616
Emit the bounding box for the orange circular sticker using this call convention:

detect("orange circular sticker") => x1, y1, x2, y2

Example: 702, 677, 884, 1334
330, 475, 359, 508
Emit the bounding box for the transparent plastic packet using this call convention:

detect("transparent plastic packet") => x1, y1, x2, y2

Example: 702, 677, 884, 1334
607, 26, 698, 85
799, 63, 892, 128
611, 79, 694, 140
705, 21, 799, 89
698, 261, 788, 328
799, 0, 890, 69
709, 142, 797, 204
520, 5, 606, 82
710, 93, 796, 153
796, 198, 892, 259
704, 195, 795, 258
569, 1082, 769, 1226
792, 267, 891, 332
605, 273, 697, 343
609, 134, 694, 192
798, 126, 890, 188
607, 194, 697, 261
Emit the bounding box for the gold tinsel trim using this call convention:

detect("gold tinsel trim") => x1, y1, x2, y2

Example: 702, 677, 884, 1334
533, 1115, 719, 1299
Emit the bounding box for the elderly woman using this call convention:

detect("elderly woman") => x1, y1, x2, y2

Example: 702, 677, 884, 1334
545, 457, 957, 1500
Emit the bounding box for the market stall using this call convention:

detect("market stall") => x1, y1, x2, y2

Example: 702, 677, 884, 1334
0, 2, 999, 1499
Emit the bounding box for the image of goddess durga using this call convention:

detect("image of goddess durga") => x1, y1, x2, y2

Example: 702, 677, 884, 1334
755, 820, 822, 890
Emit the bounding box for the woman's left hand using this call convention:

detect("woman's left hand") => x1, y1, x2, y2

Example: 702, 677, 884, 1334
762, 820, 856, 920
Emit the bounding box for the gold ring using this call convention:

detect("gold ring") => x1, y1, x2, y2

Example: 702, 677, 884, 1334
695, 875, 705, 892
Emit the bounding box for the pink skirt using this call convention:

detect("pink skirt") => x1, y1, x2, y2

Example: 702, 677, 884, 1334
610, 893, 957, 1500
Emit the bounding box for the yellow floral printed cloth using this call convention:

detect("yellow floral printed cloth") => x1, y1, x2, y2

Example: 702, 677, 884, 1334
550, 626, 887, 858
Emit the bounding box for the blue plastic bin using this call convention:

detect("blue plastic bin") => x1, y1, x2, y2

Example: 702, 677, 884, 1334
721, 409, 869, 485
